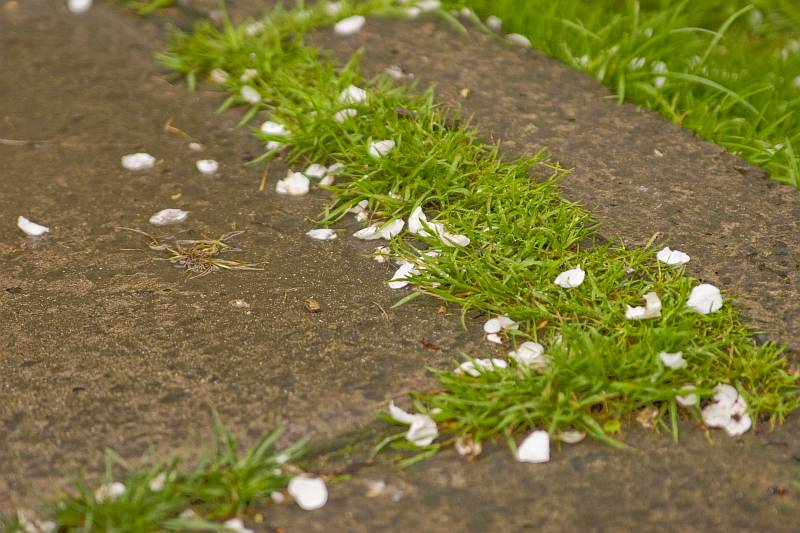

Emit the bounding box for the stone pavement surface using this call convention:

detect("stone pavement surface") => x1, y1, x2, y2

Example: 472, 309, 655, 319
0, 1, 798, 530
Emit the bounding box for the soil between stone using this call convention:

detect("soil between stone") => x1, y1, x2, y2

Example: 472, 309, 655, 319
0, 1, 799, 530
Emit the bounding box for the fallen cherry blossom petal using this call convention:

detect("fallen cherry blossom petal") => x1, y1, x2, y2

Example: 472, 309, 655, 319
68, 0, 92, 14
303, 164, 327, 179
508, 341, 547, 370
455, 434, 482, 458
320, 175, 335, 186
149, 209, 188, 226
223, 518, 253, 533
702, 384, 751, 436
554, 266, 585, 288
507, 33, 532, 47
389, 262, 417, 289
486, 333, 503, 344
687, 283, 723, 315
388, 401, 416, 424
288, 476, 328, 511
517, 430, 550, 463
16, 509, 55, 533
417, 0, 441, 10
306, 228, 337, 241
334, 15, 365, 35
368, 139, 395, 159
276, 172, 310, 196
486, 15, 502, 30
210, 69, 229, 84
196, 159, 219, 175
656, 246, 690, 265
484, 316, 518, 334
625, 291, 662, 320
659, 351, 686, 369
388, 401, 438, 446
456, 358, 508, 377
17, 216, 49, 236
676, 385, 698, 407
121, 153, 155, 171
240, 85, 261, 104
334, 108, 358, 123
240, 68, 257, 82
260, 120, 290, 137
324, 1, 343, 16
339, 85, 367, 104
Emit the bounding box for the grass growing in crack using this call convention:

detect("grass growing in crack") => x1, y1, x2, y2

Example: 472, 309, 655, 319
448, 0, 800, 188
2, 421, 305, 532
117, 228, 264, 278
158, 2, 799, 457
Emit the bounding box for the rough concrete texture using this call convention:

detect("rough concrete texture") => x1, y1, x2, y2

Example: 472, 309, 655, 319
1, 1, 799, 531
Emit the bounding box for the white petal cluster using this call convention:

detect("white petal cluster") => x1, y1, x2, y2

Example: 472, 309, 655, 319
240, 85, 261, 104
484, 316, 518, 344
408, 207, 470, 247
334, 15, 365, 35
701, 384, 752, 436
94, 482, 126, 503
388, 401, 438, 447
339, 85, 367, 105
121, 152, 155, 171
368, 139, 395, 159
353, 219, 404, 241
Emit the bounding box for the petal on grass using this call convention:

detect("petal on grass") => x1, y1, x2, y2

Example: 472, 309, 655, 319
339, 85, 367, 104
486, 15, 502, 30
508, 341, 547, 370
517, 430, 550, 463
687, 283, 723, 315
368, 139, 395, 159
288, 476, 328, 511
240, 85, 261, 104
260, 121, 290, 137
17, 216, 48, 237
455, 358, 508, 377
406, 414, 438, 447
656, 246, 690, 265
334, 108, 358, 123
554, 266, 585, 288
625, 292, 661, 320
303, 164, 328, 179
676, 385, 698, 407
389, 262, 417, 289
507, 33, 532, 47
94, 482, 125, 503
658, 351, 686, 369
484, 316, 517, 334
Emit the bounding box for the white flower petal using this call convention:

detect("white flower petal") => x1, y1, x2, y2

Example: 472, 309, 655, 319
260, 121, 290, 137
389, 262, 417, 289
723, 413, 752, 437
368, 139, 395, 159
439, 230, 470, 247
338, 85, 367, 105
408, 207, 428, 235
324, 1, 343, 16
658, 351, 686, 369
625, 291, 661, 320
687, 283, 723, 315
406, 414, 438, 446
223, 518, 254, 533
507, 33, 531, 48
334, 15, 366, 35
210, 69, 229, 84
68, 0, 92, 14
148, 472, 167, 492
303, 164, 328, 179
353, 224, 381, 240
17, 216, 49, 237
196, 159, 219, 175
486, 333, 503, 344
416, 0, 441, 10
288, 476, 328, 511
456, 358, 507, 377
379, 219, 405, 239
676, 385, 698, 407
713, 384, 740, 407
121, 153, 155, 171
240, 85, 261, 104
554, 266, 585, 288
149, 209, 188, 226
517, 430, 550, 463
508, 341, 547, 369
240, 68, 257, 82
656, 246, 690, 265
320, 175, 335, 186
334, 108, 358, 123
306, 228, 337, 241
388, 400, 415, 424
484, 316, 518, 334
486, 15, 502, 30
276, 172, 310, 196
